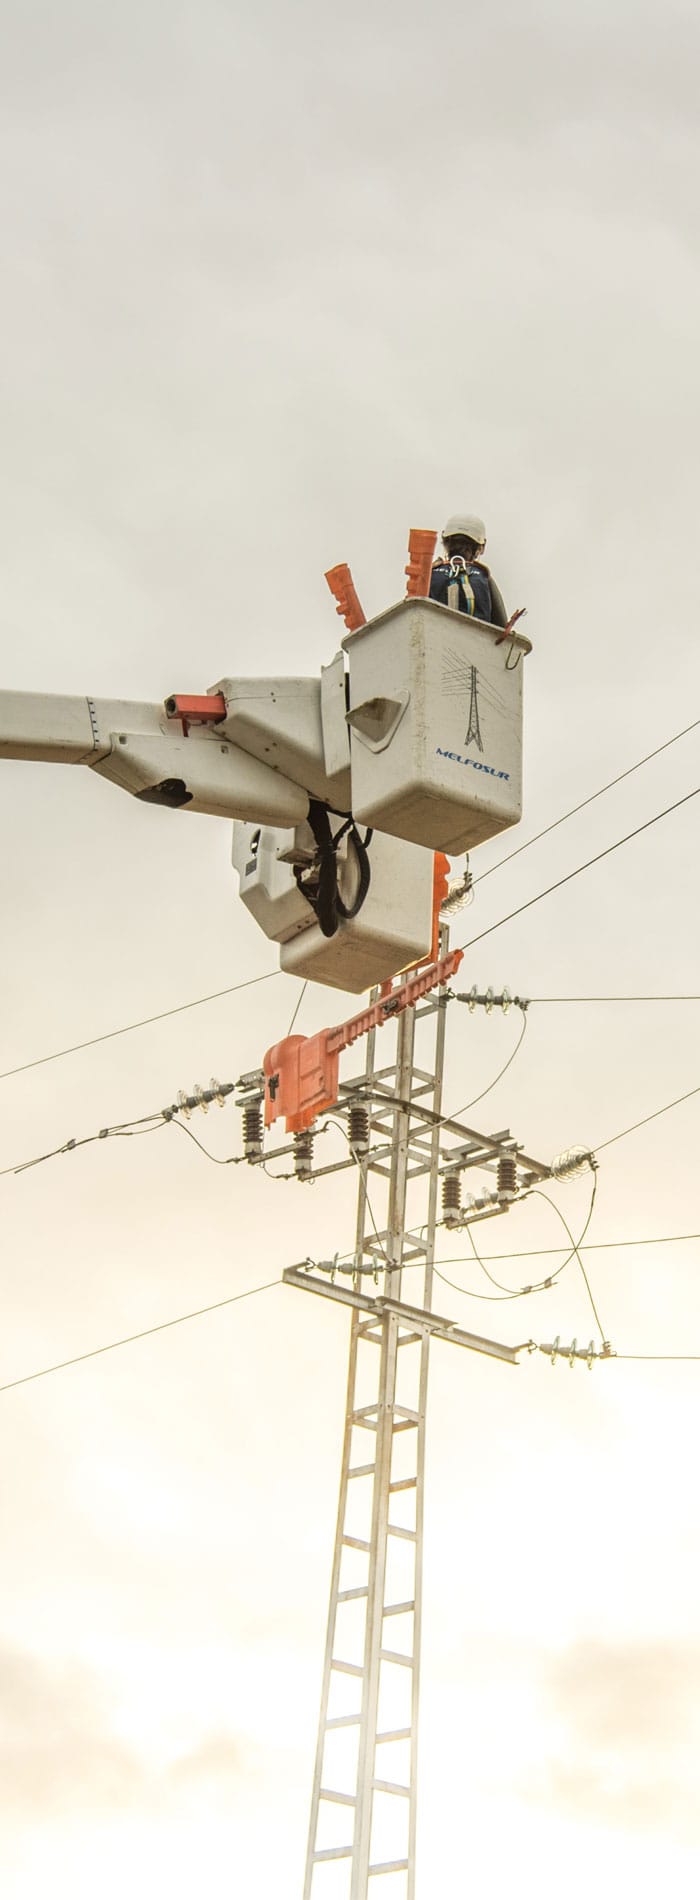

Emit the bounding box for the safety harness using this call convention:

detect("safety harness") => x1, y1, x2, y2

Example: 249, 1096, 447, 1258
446, 554, 476, 615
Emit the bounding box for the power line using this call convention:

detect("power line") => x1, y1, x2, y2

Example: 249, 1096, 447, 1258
0, 1084, 237, 1181
436, 1231, 700, 1262
2, 718, 698, 1092
324, 1182, 679, 1287
528, 996, 700, 1004
596, 1081, 700, 1153
0, 1277, 282, 1396
616, 1353, 700, 1363
2, 883, 697, 1103
457, 786, 700, 954
0, 969, 281, 1085
0, 1115, 169, 1180
474, 714, 700, 886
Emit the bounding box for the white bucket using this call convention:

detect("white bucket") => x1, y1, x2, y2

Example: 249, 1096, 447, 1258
344, 598, 527, 854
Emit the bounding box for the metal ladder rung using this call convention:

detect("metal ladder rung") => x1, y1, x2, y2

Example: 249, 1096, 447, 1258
332, 1658, 364, 1677
348, 1462, 376, 1479
326, 1713, 361, 1729
376, 1727, 412, 1743
389, 1476, 417, 1492
388, 1523, 417, 1541
383, 1599, 415, 1617
338, 1585, 369, 1602
343, 1535, 371, 1551
373, 1778, 410, 1798
380, 1648, 414, 1668
369, 1859, 410, 1876
313, 1846, 353, 1863
320, 1788, 356, 1807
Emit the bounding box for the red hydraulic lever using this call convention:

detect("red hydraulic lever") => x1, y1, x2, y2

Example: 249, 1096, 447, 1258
263, 946, 463, 1135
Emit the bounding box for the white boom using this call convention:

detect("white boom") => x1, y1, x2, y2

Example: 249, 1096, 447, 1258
0, 600, 530, 991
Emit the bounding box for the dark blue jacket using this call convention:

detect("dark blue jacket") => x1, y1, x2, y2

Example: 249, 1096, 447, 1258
429, 561, 507, 627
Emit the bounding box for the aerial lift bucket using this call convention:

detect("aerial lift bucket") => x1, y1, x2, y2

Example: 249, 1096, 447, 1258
343, 596, 530, 855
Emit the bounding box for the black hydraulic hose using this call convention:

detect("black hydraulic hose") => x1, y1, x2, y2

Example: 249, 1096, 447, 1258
335, 826, 373, 920
298, 804, 373, 936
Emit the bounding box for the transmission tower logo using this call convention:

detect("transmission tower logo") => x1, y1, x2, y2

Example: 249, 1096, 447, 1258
442, 647, 510, 755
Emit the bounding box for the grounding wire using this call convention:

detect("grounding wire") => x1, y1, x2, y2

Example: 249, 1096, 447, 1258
441, 1007, 528, 1127
168, 1118, 242, 1167
433, 1266, 531, 1304
456, 785, 700, 955
437, 1167, 599, 1305
285, 981, 308, 1038
349, 1138, 390, 1268
0, 1278, 282, 1396
529, 1183, 607, 1341
473, 714, 700, 887
382, 1005, 529, 1143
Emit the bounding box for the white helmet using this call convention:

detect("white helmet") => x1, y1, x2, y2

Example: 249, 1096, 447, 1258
442, 513, 486, 547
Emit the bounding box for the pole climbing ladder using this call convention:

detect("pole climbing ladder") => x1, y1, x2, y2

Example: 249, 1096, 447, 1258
276, 932, 550, 1899
301, 978, 445, 1899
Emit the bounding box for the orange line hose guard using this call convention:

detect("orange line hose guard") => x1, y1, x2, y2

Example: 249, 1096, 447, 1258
325, 563, 366, 633
405, 528, 437, 599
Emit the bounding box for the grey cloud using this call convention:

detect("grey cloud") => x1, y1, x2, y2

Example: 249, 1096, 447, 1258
539, 1760, 700, 1841
527, 1639, 700, 1841
0, 1647, 146, 1814
0, 1645, 254, 1816
545, 1638, 700, 1753
169, 1733, 243, 1788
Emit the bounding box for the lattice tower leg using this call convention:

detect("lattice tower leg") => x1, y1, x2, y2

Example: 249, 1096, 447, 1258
303, 953, 448, 1900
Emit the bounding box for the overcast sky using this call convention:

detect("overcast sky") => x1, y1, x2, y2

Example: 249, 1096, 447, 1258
1, 1, 700, 1895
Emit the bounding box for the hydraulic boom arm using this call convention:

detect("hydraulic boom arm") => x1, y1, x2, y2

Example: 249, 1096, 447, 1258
0, 688, 310, 826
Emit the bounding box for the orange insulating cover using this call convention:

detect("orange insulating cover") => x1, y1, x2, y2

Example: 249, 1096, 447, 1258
164, 693, 227, 735
405, 528, 437, 599
325, 563, 366, 633
263, 947, 464, 1135
431, 851, 451, 962
263, 1033, 340, 1135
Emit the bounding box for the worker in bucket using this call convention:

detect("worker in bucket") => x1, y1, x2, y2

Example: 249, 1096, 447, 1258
430, 514, 509, 627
